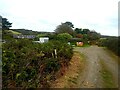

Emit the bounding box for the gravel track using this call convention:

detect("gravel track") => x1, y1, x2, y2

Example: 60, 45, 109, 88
74, 46, 118, 88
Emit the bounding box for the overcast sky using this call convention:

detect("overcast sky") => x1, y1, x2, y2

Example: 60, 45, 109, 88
0, 0, 119, 36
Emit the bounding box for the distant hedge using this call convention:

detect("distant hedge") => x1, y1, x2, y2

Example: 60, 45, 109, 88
98, 37, 120, 56
2, 39, 73, 88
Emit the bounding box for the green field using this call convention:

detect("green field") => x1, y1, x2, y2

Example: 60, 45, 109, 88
9, 30, 21, 34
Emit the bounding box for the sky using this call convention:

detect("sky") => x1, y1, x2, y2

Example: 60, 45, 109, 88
0, 0, 119, 36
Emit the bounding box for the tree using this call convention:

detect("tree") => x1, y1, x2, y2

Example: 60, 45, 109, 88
88, 31, 101, 41
2, 18, 12, 30
82, 29, 90, 34
82, 34, 89, 44
64, 21, 74, 28
76, 34, 83, 38
57, 33, 73, 41
87, 31, 101, 45
74, 28, 90, 34
55, 23, 74, 36
74, 28, 82, 34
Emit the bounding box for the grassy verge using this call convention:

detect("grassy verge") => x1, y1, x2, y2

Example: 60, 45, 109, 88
103, 47, 120, 67
51, 51, 86, 88
100, 60, 116, 88
103, 48, 119, 63
66, 51, 86, 87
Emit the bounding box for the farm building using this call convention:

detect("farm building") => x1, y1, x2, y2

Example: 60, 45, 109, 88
33, 37, 49, 43
39, 37, 49, 43
69, 38, 84, 46
70, 38, 82, 41
13, 35, 36, 39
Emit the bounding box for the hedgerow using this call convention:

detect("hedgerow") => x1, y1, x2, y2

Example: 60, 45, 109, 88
98, 37, 119, 56
2, 39, 73, 88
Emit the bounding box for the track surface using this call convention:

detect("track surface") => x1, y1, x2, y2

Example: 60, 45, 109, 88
74, 46, 118, 88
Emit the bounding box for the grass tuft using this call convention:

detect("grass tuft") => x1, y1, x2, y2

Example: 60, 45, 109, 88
100, 60, 116, 88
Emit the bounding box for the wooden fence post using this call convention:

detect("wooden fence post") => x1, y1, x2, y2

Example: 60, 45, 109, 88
54, 49, 57, 58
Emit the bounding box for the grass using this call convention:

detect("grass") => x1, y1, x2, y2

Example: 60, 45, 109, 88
66, 52, 86, 87
68, 52, 85, 85
67, 51, 86, 86
100, 60, 116, 88
50, 51, 86, 88
83, 44, 91, 47
103, 47, 119, 62
9, 30, 21, 34
73, 51, 86, 62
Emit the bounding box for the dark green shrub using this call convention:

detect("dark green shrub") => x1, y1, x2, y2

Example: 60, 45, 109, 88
98, 37, 119, 56
44, 58, 60, 74
2, 39, 73, 88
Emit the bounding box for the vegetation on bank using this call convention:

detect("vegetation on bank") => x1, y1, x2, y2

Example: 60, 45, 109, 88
2, 39, 73, 88
98, 37, 120, 56
51, 52, 86, 88
100, 60, 116, 88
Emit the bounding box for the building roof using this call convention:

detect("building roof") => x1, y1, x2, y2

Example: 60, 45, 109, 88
69, 38, 83, 41
13, 35, 36, 39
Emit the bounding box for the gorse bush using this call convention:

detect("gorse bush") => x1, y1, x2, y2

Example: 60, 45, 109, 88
56, 33, 73, 42
2, 39, 73, 88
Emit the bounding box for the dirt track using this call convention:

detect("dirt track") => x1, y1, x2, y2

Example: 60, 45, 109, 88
51, 45, 119, 88
74, 45, 118, 88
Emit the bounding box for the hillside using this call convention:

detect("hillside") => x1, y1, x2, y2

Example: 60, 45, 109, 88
8, 30, 21, 35
101, 35, 118, 38
11, 29, 38, 35
2, 30, 22, 40
11, 29, 54, 35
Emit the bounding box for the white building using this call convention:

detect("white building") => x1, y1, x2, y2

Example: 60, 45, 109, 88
39, 37, 49, 43
33, 37, 49, 43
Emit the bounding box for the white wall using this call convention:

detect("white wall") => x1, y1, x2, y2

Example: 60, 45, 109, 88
39, 37, 49, 43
